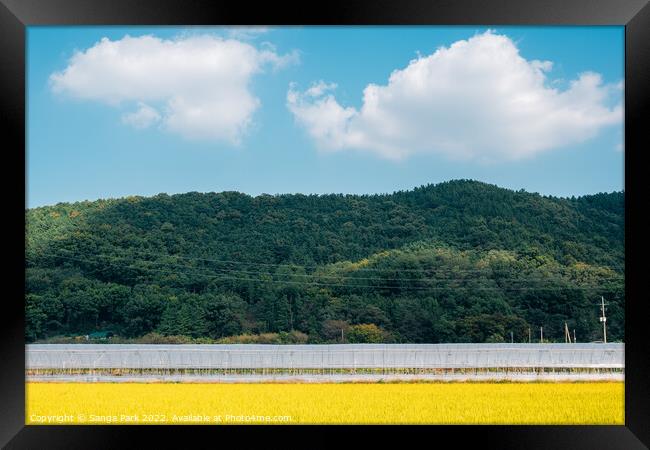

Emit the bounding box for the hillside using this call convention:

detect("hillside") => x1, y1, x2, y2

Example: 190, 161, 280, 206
25, 180, 625, 343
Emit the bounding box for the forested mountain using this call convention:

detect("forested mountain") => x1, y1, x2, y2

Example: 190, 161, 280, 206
25, 180, 624, 343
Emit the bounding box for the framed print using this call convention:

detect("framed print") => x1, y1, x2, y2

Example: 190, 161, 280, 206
1, 0, 649, 448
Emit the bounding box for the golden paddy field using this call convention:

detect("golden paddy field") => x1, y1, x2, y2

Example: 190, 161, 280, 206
26, 382, 624, 425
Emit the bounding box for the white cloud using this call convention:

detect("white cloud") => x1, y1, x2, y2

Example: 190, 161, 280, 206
226, 26, 271, 40
121, 102, 161, 129
304, 81, 338, 98
287, 30, 623, 162
50, 34, 298, 143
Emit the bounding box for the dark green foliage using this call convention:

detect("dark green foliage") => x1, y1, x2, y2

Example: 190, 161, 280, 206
25, 180, 624, 343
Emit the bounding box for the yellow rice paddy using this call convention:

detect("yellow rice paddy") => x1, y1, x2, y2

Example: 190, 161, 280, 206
26, 382, 624, 425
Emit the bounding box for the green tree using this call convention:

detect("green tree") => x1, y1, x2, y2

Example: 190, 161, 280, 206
347, 323, 391, 343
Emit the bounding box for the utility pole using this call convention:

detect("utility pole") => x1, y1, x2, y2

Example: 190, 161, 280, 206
573, 329, 576, 344
540, 326, 543, 344
564, 322, 571, 343
510, 331, 513, 344
528, 327, 531, 343
599, 296, 607, 343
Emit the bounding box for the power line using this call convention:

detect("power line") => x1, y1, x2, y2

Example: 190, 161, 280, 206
29, 251, 623, 292
31, 249, 625, 285
28, 246, 625, 281
25, 244, 625, 275
30, 249, 625, 284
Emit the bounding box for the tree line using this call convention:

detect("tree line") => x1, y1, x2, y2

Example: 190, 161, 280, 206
25, 179, 624, 343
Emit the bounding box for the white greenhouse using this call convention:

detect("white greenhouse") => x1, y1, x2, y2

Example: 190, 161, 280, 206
26, 343, 624, 381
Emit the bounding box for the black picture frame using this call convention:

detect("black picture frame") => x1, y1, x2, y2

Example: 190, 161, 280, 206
2, 0, 648, 448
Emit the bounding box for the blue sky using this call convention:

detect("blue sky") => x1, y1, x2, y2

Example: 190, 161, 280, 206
27, 26, 624, 208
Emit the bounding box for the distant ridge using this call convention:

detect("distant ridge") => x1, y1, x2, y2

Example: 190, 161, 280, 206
26, 180, 624, 344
